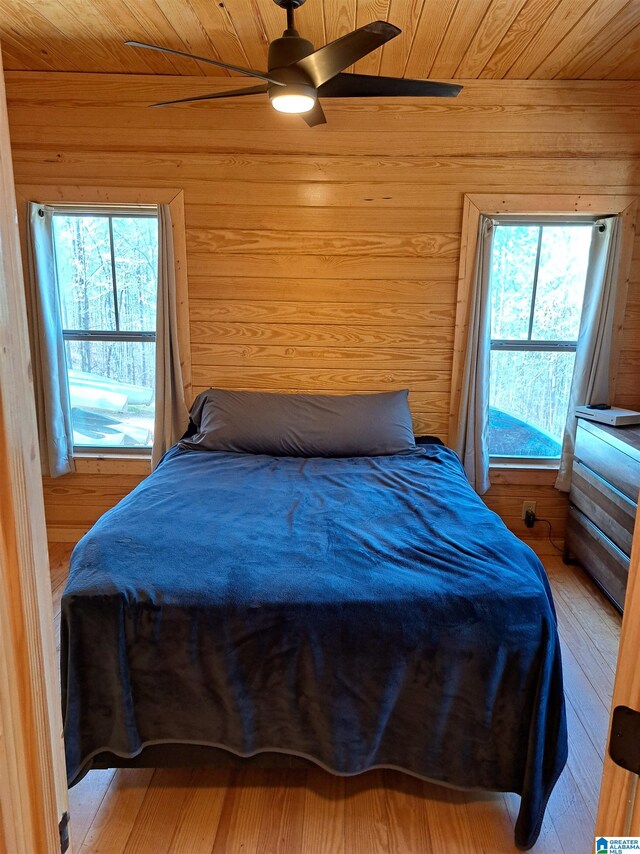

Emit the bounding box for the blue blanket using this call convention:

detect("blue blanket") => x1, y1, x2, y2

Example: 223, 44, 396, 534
61, 445, 567, 849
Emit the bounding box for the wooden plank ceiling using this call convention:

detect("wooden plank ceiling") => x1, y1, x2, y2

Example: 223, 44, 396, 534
1, 0, 640, 80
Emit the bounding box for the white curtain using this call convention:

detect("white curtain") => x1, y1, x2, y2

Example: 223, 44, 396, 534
556, 216, 622, 491
453, 216, 495, 495
25, 202, 75, 478
152, 204, 189, 468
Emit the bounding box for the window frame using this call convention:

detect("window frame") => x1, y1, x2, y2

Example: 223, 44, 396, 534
451, 194, 637, 473
488, 216, 597, 462
52, 204, 159, 455
16, 185, 192, 466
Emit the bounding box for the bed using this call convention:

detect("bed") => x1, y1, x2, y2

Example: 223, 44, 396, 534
61, 391, 567, 850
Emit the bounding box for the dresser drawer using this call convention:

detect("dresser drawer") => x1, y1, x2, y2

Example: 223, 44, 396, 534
570, 460, 636, 556
565, 507, 629, 612
575, 424, 640, 502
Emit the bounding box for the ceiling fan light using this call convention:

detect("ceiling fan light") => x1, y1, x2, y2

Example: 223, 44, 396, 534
269, 83, 316, 114
272, 93, 315, 113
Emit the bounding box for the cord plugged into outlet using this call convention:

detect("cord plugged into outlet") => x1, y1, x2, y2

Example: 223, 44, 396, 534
522, 500, 537, 528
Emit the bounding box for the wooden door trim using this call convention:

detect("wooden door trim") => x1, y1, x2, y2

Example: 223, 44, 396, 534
596, 506, 640, 836
0, 47, 70, 853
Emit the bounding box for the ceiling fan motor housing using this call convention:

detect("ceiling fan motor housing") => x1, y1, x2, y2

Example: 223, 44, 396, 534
268, 30, 314, 70
268, 29, 316, 105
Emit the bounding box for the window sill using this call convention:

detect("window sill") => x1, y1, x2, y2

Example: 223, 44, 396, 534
490, 459, 560, 470
489, 461, 559, 486
73, 454, 151, 475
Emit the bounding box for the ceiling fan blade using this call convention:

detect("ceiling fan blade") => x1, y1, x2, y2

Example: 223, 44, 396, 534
150, 84, 268, 108
319, 73, 463, 98
292, 22, 400, 89
125, 41, 285, 86
301, 101, 327, 127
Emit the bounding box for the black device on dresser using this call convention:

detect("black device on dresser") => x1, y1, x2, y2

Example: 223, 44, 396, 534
564, 418, 640, 612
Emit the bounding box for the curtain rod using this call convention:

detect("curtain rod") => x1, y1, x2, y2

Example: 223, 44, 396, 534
490, 214, 612, 226
42, 202, 158, 216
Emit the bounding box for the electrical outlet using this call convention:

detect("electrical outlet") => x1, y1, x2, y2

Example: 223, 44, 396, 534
522, 500, 537, 520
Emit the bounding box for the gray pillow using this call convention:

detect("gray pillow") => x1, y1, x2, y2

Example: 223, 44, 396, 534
181, 389, 416, 457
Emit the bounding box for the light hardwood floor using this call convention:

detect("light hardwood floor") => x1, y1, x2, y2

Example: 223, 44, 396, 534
49, 542, 621, 854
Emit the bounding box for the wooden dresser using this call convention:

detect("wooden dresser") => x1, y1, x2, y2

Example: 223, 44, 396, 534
564, 418, 640, 612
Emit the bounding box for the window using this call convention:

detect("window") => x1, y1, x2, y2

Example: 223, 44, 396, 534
51, 208, 159, 451
488, 221, 594, 460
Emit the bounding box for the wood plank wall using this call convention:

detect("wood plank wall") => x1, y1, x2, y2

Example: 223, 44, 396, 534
5, 72, 640, 543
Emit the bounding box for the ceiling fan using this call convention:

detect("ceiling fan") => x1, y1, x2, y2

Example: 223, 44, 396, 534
125, 0, 462, 127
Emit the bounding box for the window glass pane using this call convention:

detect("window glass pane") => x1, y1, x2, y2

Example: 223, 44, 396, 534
531, 225, 592, 341
488, 349, 576, 458
490, 225, 540, 340
112, 216, 158, 332
52, 214, 116, 331
65, 340, 155, 448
